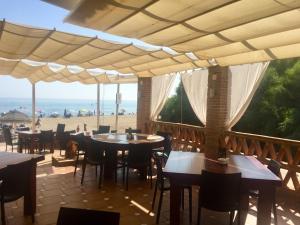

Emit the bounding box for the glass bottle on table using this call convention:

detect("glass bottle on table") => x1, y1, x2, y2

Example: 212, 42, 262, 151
127, 127, 133, 140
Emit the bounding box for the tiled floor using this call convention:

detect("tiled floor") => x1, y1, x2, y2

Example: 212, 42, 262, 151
0, 146, 299, 225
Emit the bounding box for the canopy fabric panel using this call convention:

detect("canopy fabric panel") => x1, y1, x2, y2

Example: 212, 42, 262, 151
0, 58, 137, 84
58, 0, 300, 66
0, 20, 177, 69
42, 0, 80, 10
0, 20, 207, 77
63, 0, 236, 36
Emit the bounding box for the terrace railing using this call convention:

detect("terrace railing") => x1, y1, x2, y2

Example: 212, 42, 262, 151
223, 131, 300, 192
150, 121, 300, 192
149, 121, 205, 152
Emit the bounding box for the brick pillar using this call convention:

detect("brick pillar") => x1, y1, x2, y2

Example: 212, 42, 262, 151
205, 66, 231, 159
136, 77, 152, 133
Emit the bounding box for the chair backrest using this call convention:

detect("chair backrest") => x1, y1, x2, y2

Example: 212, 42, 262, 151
40, 130, 54, 143
59, 131, 75, 150
98, 125, 110, 133
56, 123, 65, 134
152, 152, 165, 187
1, 160, 32, 200
92, 130, 100, 135
2, 127, 12, 145
92, 129, 109, 135
56, 207, 120, 225
71, 133, 85, 151
85, 139, 105, 164
267, 159, 281, 177
156, 131, 172, 156
199, 170, 241, 212
125, 128, 141, 134
127, 143, 151, 167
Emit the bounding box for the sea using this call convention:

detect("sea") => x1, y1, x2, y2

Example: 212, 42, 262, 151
0, 98, 137, 117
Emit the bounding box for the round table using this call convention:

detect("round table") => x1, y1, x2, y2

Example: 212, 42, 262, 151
92, 133, 164, 146
91, 133, 164, 179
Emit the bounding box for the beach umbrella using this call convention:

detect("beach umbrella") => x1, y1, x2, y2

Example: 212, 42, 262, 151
0, 110, 31, 123
80, 108, 88, 113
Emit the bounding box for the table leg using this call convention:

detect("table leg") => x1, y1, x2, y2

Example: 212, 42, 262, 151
24, 162, 36, 217
104, 147, 117, 179
29, 137, 35, 154
257, 185, 274, 225
50, 142, 54, 153
170, 180, 181, 225
238, 192, 249, 225
18, 134, 23, 153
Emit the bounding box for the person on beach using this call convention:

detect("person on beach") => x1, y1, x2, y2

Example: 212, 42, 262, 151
35, 118, 41, 128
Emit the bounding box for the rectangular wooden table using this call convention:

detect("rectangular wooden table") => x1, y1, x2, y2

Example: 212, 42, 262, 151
0, 152, 44, 217
164, 151, 282, 225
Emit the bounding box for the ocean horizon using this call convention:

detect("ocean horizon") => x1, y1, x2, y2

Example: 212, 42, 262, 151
0, 97, 137, 117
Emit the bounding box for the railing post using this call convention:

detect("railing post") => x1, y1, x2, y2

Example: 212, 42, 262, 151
205, 66, 231, 159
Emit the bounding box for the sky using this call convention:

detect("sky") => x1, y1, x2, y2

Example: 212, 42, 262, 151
0, 0, 147, 100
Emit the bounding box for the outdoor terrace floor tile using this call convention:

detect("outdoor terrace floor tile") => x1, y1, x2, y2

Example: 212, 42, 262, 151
0, 145, 299, 225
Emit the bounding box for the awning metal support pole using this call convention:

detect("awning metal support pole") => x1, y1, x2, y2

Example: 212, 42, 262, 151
97, 82, 100, 129
115, 83, 120, 132
32, 82, 36, 131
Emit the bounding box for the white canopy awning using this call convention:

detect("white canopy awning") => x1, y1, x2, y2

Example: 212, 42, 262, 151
0, 20, 208, 79
0, 58, 137, 84
50, 0, 300, 66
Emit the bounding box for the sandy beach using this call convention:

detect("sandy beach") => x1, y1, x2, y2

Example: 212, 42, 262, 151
32, 115, 136, 132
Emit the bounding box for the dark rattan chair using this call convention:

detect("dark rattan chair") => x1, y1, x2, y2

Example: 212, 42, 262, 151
152, 152, 192, 224
92, 125, 110, 135
56, 123, 65, 134
2, 127, 18, 152
249, 159, 281, 225
73, 132, 86, 176
197, 170, 242, 225
39, 130, 54, 153
56, 207, 120, 225
115, 128, 141, 183
123, 143, 153, 190
59, 130, 75, 156
55, 123, 65, 155
154, 131, 173, 163
125, 128, 141, 133
0, 160, 34, 225
99, 125, 110, 133
16, 127, 31, 153
81, 139, 106, 188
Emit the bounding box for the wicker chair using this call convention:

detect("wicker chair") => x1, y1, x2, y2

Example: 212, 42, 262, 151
152, 152, 192, 224
197, 170, 242, 225
2, 127, 18, 152
81, 139, 106, 188
0, 160, 34, 225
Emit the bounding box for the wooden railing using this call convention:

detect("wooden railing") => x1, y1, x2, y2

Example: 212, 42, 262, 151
223, 131, 300, 192
149, 121, 300, 192
149, 121, 205, 152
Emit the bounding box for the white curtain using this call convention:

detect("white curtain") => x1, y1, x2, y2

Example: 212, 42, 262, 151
151, 74, 176, 120
226, 62, 270, 128
181, 69, 208, 125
